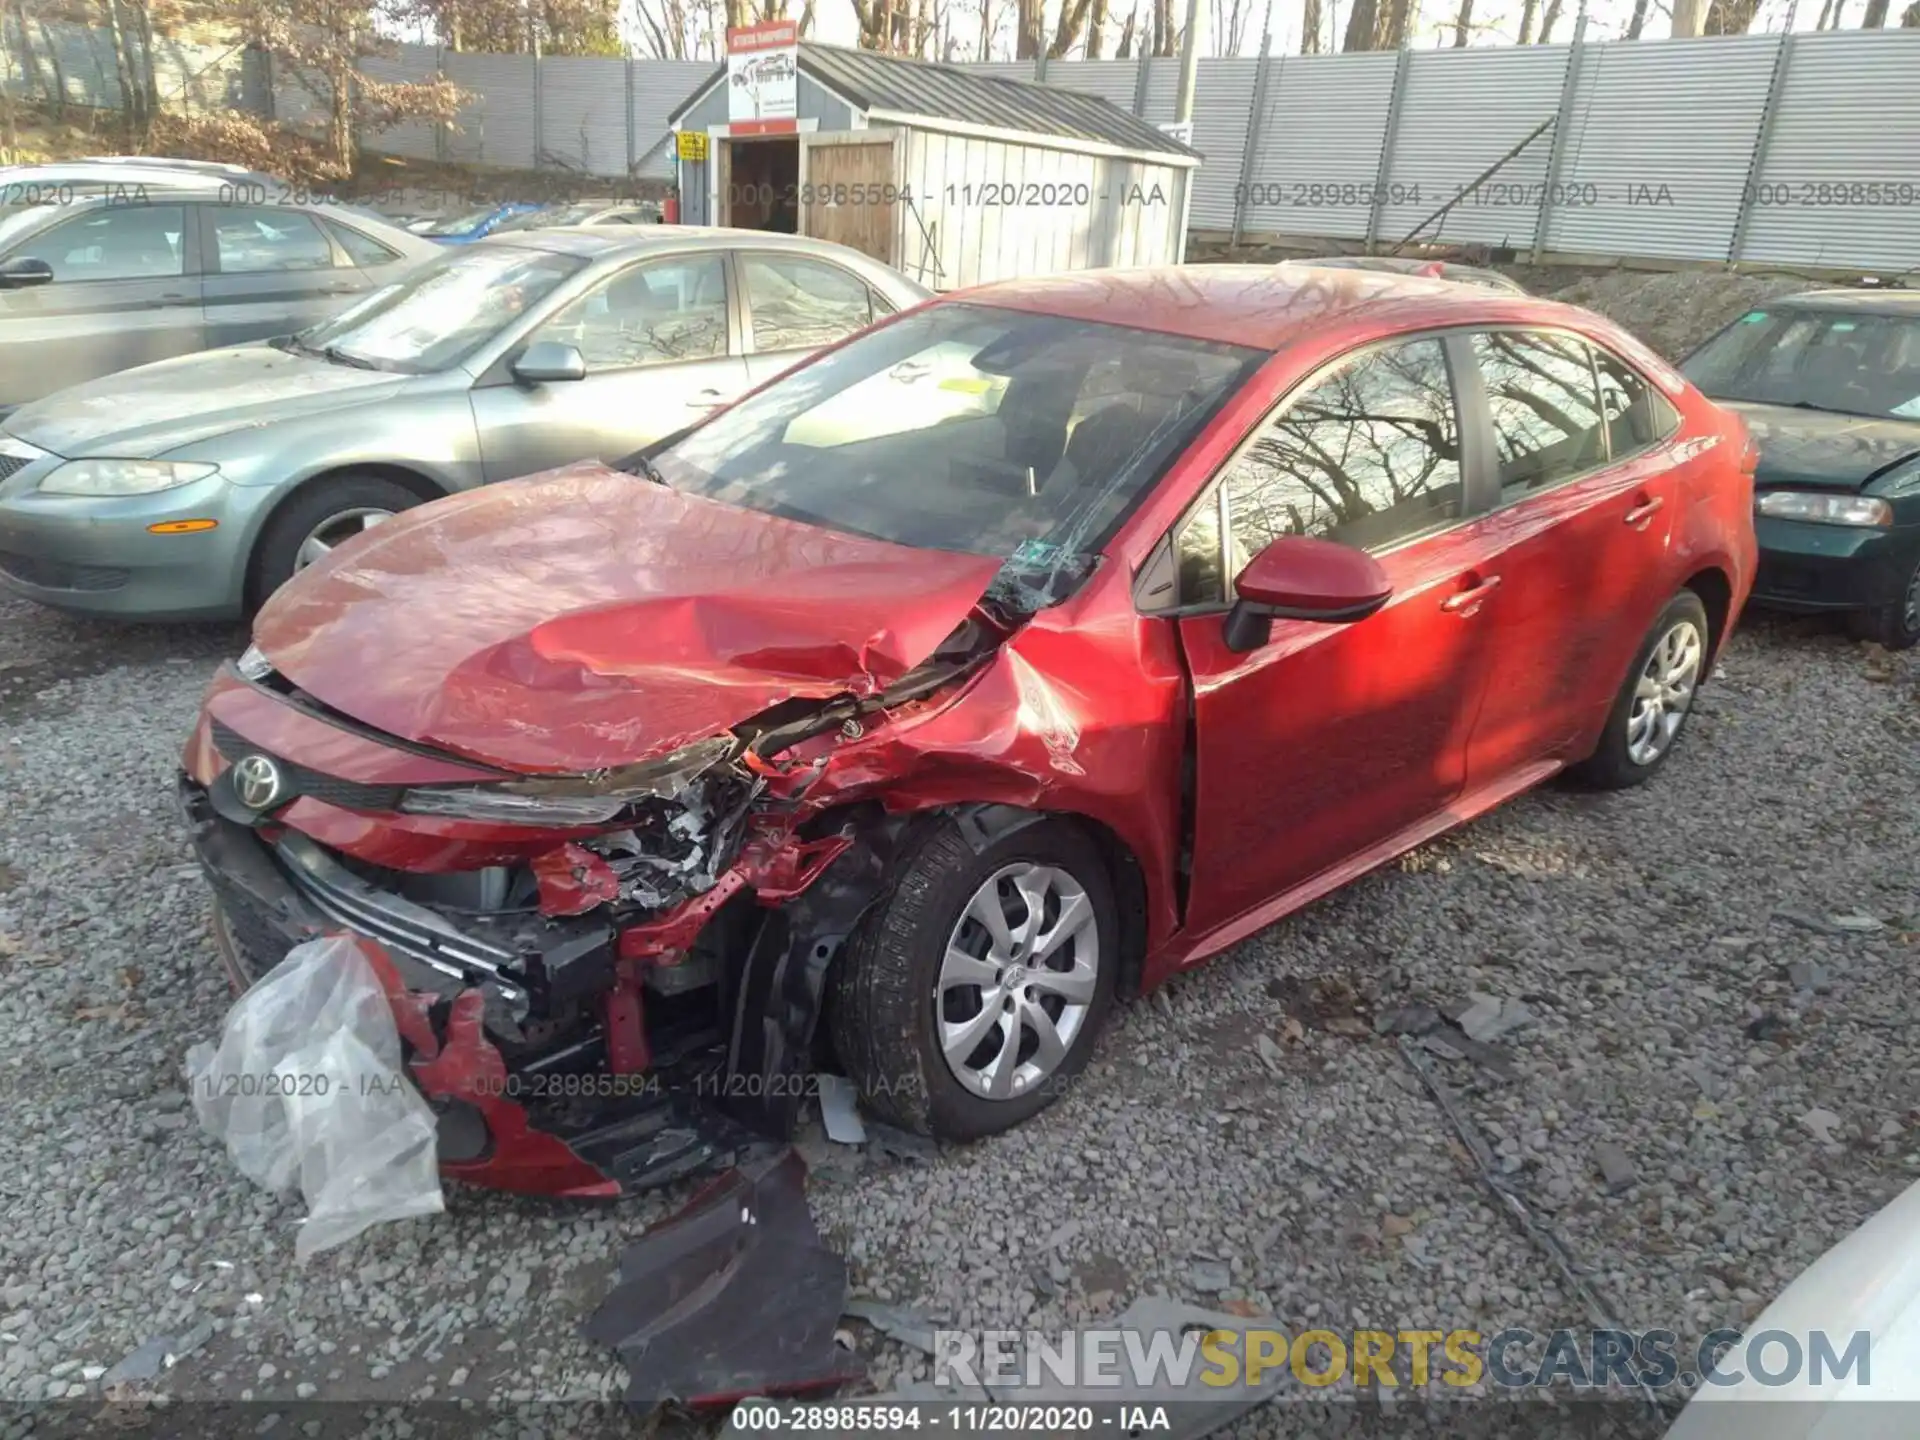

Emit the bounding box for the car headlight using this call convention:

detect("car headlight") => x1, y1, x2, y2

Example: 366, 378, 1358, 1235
235, 644, 274, 682
37, 459, 220, 496
398, 735, 737, 826
1755, 491, 1893, 528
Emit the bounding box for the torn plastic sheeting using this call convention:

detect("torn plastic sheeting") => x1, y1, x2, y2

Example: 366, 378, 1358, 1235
532, 842, 622, 916
583, 1149, 864, 1406
186, 934, 444, 1262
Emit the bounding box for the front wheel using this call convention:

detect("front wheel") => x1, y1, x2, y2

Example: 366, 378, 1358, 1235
248, 473, 423, 610
1566, 590, 1710, 790
1844, 551, 1920, 652
829, 815, 1119, 1140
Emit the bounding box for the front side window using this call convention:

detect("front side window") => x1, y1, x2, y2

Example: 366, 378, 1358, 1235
526, 255, 727, 372
423, 206, 499, 237
212, 205, 335, 274
26, 203, 185, 281
650, 302, 1260, 574
1474, 330, 1606, 502
743, 254, 874, 352
293, 246, 582, 373
1177, 337, 1463, 606
1682, 307, 1920, 420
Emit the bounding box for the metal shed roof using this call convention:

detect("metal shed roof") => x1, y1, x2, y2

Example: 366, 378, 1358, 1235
669, 42, 1199, 163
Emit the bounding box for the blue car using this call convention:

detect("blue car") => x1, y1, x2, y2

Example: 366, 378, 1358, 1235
416, 202, 541, 244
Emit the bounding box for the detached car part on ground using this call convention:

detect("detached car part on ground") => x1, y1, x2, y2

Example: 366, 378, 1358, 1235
1681, 289, 1920, 650
0, 227, 928, 619
179, 266, 1757, 1197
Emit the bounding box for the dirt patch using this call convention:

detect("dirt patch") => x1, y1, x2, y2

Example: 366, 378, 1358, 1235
1509, 267, 1817, 361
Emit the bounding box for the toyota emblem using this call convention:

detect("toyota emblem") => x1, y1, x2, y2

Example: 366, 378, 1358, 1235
232, 754, 285, 812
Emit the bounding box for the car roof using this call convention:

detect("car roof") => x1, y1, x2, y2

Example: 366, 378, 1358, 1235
476, 225, 875, 259
1767, 287, 1920, 316
946, 263, 1570, 351
0, 160, 280, 189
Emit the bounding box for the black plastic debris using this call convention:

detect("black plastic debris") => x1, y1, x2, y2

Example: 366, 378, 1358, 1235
584, 1148, 864, 1407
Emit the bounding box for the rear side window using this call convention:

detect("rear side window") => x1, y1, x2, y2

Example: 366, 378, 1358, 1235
1593, 342, 1678, 453
1177, 337, 1463, 605
743, 254, 873, 352
328, 221, 402, 268
1473, 330, 1606, 502
211, 206, 335, 273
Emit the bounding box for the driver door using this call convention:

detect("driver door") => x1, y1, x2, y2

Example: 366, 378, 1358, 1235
469, 252, 748, 483
1168, 335, 1510, 938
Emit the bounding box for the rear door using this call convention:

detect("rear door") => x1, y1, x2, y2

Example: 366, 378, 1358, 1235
1168, 335, 1509, 934
469, 251, 747, 482
1455, 328, 1685, 785
738, 249, 892, 388
0, 201, 202, 406
799, 136, 898, 264
200, 203, 371, 348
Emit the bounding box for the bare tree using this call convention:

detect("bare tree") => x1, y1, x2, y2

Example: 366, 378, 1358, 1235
1085, 0, 1107, 54
1625, 0, 1649, 35
1151, 0, 1177, 54
1339, 0, 1374, 47
1049, 0, 1094, 55
1301, 0, 1322, 47
1515, 0, 1537, 40
1115, 0, 1137, 51
1448, 0, 1471, 43
1903, 0, 1919, 23
1861, 0, 1888, 22
1703, 0, 1760, 30
1536, 0, 1560, 38
1210, 0, 1251, 55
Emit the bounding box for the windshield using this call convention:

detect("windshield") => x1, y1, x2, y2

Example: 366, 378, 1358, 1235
649, 303, 1262, 598
295, 245, 582, 372
424, 206, 500, 236
1682, 307, 1920, 420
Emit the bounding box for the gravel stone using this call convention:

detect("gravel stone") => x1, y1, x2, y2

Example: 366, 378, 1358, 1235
2, 556, 1916, 1424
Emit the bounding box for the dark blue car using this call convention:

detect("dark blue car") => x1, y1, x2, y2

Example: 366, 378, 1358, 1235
417, 202, 541, 244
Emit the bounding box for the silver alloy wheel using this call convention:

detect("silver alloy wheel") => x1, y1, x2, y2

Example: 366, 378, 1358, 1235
295, 506, 394, 571
936, 862, 1099, 1100
1625, 619, 1704, 767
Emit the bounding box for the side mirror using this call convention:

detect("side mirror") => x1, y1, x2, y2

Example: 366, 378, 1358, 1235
1222, 535, 1394, 654
512, 340, 587, 385
0, 256, 54, 290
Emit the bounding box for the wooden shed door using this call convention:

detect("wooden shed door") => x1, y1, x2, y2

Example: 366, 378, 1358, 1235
802, 139, 897, 265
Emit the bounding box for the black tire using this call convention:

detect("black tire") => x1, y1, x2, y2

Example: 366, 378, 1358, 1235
248, 473, 424, 610
1843, 551, 1920, 652
829, 814, 1119, 1141
1566, 590, 1711, 791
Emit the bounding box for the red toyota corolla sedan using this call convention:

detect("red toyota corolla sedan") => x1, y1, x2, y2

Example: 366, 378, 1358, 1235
178, 265, 1758, 1196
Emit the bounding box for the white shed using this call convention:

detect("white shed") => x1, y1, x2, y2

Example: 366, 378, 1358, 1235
666, 43, 1200, 290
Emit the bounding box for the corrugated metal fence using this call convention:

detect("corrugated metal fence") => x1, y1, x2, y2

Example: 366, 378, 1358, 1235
6, 25, 1919, 271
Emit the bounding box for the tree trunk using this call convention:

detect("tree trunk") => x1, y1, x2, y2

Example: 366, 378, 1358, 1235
1341, 0, 1375, 48
1301, 0, 1322, 48
1116, 0, 1137, 52
1862, 0, 1889, 22
1537, 0, 1561, 39
1377, 0, 1410, 46
1903, 0, 1920, 24
1087, 0, 1108, 56
100, 0, 139, 135
1050, 0, 1094, 55
1014, 0, 1040, 55
15, 1, 50, 111
1449, 0, 1472, 44
1515, 0, 1538, 40
1625, 0, 1649, 36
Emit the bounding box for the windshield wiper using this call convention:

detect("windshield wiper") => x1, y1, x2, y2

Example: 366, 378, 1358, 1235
623, 451, 671, 487
320, 345, 378, 371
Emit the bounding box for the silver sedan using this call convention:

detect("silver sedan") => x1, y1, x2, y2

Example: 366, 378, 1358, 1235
0, 227, 930, 621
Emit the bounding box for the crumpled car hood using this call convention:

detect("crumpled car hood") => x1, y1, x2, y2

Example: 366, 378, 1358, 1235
253, 462, 1006, 773
1723, 400, 1920, 493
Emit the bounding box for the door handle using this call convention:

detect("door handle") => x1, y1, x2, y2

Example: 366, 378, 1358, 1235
143, 293, 192, 308
686, 388, 726, 407
1440, 574, 1502, 614
1623, 495, 1665, 528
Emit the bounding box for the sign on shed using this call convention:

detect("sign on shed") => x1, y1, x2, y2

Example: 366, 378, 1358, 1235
676, 129, 708, 161
726, 21, 798, 137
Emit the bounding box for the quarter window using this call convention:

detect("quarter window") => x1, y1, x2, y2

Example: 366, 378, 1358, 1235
1177, 337, 1463, 605
1473, 330, 1606, 501
211, 206, 335, 273
527, 254, 728, 372
1593, 343, 1678, 454
743, 254, 873, 352
28, 204, 185, 281
328, 221, 402, 268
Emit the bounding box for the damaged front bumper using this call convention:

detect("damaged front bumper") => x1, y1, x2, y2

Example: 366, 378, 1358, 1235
178, 769, 887, 1197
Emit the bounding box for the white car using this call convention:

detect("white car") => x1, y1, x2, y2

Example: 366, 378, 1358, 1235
1667, 1173, 1920, 1438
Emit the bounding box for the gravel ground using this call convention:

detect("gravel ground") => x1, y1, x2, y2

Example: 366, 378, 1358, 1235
1, 578, 1917, 1439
